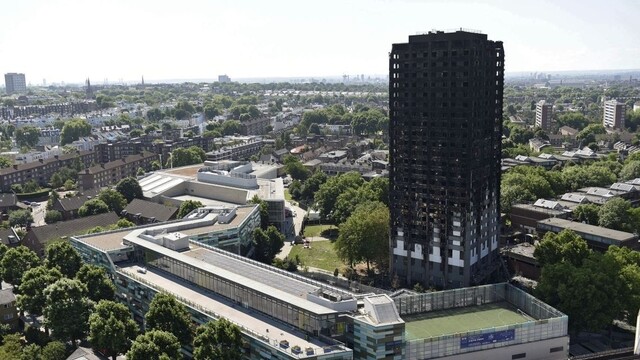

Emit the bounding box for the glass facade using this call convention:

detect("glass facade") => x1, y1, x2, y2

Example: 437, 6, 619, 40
144, 248, 336, 335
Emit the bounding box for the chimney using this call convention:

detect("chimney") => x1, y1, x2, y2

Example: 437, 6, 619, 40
39, 159, 44, 163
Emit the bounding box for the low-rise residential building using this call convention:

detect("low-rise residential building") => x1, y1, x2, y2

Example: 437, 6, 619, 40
0, 289, 19, 330
23, 212, 120, 256
122, 199, 178, 225
77, 151, 158, 190
206, 137, 264, 161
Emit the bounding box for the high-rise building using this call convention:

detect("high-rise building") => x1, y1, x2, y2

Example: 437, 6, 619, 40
218, 74, 231, 83
535, 100, 553, 132
4, 73, 26, 94
603, 99, 626, 129
389, 30, 504, 289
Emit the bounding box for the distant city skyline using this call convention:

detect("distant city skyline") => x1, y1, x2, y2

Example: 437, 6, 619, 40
1, 0, 639, 85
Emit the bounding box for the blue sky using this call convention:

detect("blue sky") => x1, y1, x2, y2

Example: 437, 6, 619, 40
1, 0, 638, 84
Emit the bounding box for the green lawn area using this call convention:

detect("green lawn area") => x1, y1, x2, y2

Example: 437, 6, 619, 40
303, 224, 337, 238
284, 189, 292, 201
288, 240, 345, 272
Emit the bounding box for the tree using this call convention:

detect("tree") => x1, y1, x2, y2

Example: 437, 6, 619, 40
43, 278, 92, 345
248, 195, 269, 229
335, 201, 389, 271
535, 253, 625, 333
620, 160, 640, 181
17, 266, 63, 316
533, 230, 592, 268
0, 157, 11, 169
0, 246, 41, 288
21, 343, 41, 360
89, 300, 139, 360
314, 171, 364, 219
98, 189, 128, 215
251, 226, 284, 264
45, 241, 82, 278
15, 126, 40, 147
126, 330, 182, 360
41, 341, 66, 360
116, 177, 143, 203
598, 197, 632, 231
145, 292, 193, 345
76, 264, 115, 302
0, 333, 23, 359
169, 147, 206, 168
193, 319, 243, 360
572, 204, 600, 225
60, 119, 92, 145
8, 210, 33, 227
204, 106, 220, 120
78, 198, 109, 217
283, 155, 310, 181
177, 200, 203, 219
44, 210, 62, 224
116, 218, 135, 228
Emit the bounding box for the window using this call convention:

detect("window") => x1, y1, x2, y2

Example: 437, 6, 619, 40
512, 353, 526, 359
550, 347, 563, 353
3, 313, 13, 320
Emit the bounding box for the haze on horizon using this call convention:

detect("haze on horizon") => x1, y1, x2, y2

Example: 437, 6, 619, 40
1, 0, 638, 85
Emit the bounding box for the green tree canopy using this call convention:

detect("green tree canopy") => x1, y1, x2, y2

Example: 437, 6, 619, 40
98, 189, 128, 215
177, 200, 204, 219
43, 278, 92, 345
44, 210, 62, 224
78, 198, 109, 217
572, 204, 600, 225
76, 264, 115, 302
145, 292, 193, 346
169, 146, 206, 168
283, 155, 310, 181
314, 171, 364, 219
89, 300, 139, 360
533, 230, 592, 268
126, 330, 182, 360
115, 177, 143, 203
17, 266, 63, 316
335, 201, 390, 271
0, 246, 41, 288
45, 240, 83, 278
8, 210, 33, 227
60, 118, 92, 145
16, 126, 40, 147
251, 226, 284, 264
193, 318, 243, 360
598, 197, 632, 231
620, 160, 640, 181
41, 341, 66, 360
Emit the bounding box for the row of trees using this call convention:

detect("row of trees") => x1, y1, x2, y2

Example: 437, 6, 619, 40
0, 239, 244, 359
534, 230, 640, 333
298, 104, 388, 137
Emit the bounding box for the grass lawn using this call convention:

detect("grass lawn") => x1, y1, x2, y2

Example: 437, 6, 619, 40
284, 189, 292, 201
303, 224, 337, 238
288, 240, 345, 272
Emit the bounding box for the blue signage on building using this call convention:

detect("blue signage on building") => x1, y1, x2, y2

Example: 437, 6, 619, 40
460, 329, 515, 349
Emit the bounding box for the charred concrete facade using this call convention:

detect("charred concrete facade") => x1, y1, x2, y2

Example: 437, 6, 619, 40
389, 30, 504, 289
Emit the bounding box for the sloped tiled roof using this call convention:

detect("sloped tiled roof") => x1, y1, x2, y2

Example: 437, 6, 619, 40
28, 212, 120, 244
123, 199, 178, 222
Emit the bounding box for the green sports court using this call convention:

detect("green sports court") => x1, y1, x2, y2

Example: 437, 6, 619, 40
404, 302, 534, 340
